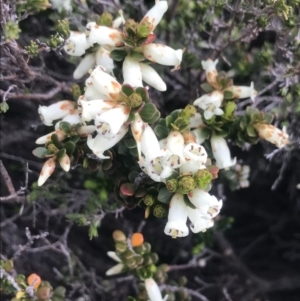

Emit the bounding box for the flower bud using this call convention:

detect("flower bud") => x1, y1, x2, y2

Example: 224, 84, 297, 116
201, 58, 219, 89
115, 242, 127, 253
166, 179, 179, 192
177, 176, 196, 194
123, 56, 143, 88
128, 92, 143, 108
143, 194, 155, 206
194, 169, 212, 189
36, 286, 51, 301
38, 157, 56, 186
153, 205, 167, 218
254, 123, 289, 148
139, 63, 167, 91
57, 19, 70, 39
122, 250, 135, 260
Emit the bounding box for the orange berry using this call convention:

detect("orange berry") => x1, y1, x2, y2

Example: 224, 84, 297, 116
131, 232, 144, 247
27, 273, 41, 289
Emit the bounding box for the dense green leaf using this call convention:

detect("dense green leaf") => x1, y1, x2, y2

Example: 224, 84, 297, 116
64, 141, 76, 155
157, 187, 173, 204
110, 49, 128, 61
32, 147, 49, 158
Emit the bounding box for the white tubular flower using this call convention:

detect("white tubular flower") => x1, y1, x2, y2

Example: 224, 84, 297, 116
123, 56, 143, 87
59, 154, 70, 172
73, 53, 96, 80
55, 111, 81, 130
87, 125, 128, 159
225, 82, 257, 101
85, 22, 124, 48
95, 47, 114, 74
140, 63, 167, 91
254, 123, 289, 148
191, 128, 207, 145
38, 157, 56, 186
183, 143, 207, 165
80, 99, 114, 122
131, 113, 145, 160
38, 100, 76, 126
90, 66, 121, 100
179, 160, 204, 175
187, 188, 213, 209
112, 15, 125, 29
64, 31, 90, 56
164, 131, 186, 166
36, 129, 67, 145
207, 197, 223, 218
193, 91, 224, 120
141, 0, 168, 32
164, 194, 189, 238
190, 113, 204, 129
77, 125, 96, 137
187, 207, 214, 233
210, 134, 236, 169
140, 124, 162, 161
106, 263, 124, 276
50, 0, 72, 12
145, 278, 169, 301
95, 105, 130, 139
142, 44, 184, 71
84, 77, 109, 101
201, 58, 219, 88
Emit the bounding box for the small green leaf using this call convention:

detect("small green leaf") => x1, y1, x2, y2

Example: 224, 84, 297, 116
223, 91, 234, 100
110, 49, 128, 61
123, 38, 136, 48
68, 135, 80, 144
157, 187, 173, 204
130, 51, 145, 61
32, 147, 49, 158
264, 113, 273, 124
122, 84, 134, 97
124, 139, 136, 149
57, 148, 66, 161
135, 87, 149, 102
183, 194, 197, 209
129, 147, 138, 157
118, 144, 128, 155
64, 141, 75, 155
200, 83, 214, 93
51, 134, 62, 149
246, 125, 257, 137
128, 171, 139, 183
140, 103, 159, 123
59, 121, 72, 133
146, 110, 161, 124
154, 124, 169, 139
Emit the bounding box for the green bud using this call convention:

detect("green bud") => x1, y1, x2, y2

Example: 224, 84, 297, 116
70, 84, 82, 101
137, 20, 152, 37
25, 40, 39, 57
36, 286, 51, 300
180, 104, 197, 120
49, 34, 61, 49
193, 169, 212, 189
143, 194, 155, 206
157, 264, 170, 272
0, 102, 9, 113
177, 176, 196, 194
115, 242, 127, 253
4, 21, 21, 42
46, 143, 58, 153
178, 276, 188, 287
97, 12, 113, 27
166, 179, 179, 193
125, 19, 137, 36
153, 205, 167, 218
128, 93, 143, 108
57, 19, 70, 39
40, 281, 53, 289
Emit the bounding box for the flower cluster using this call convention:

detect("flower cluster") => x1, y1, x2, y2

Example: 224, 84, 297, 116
64, 0, 183, 89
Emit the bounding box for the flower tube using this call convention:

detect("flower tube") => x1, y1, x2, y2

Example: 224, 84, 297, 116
80, 99, 114, 122
145, 278, 169, 301
38, 100, 76, 126
73, 53, 96, 80
64, 31, 90, 56
95, 47, 114, 74
142, 44, 184, 71
187, 207, 214, 233
38, 157, 56, 186
123, 56, 143, 87
140, 0, 168, 32
140, 124, 162, 161
201, 58, 219, 88
224, 82, 257, 101
210, 134, 236, 169
164, 194, 189, 238
131, 113, 145, 160
140, 63, 167, 91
